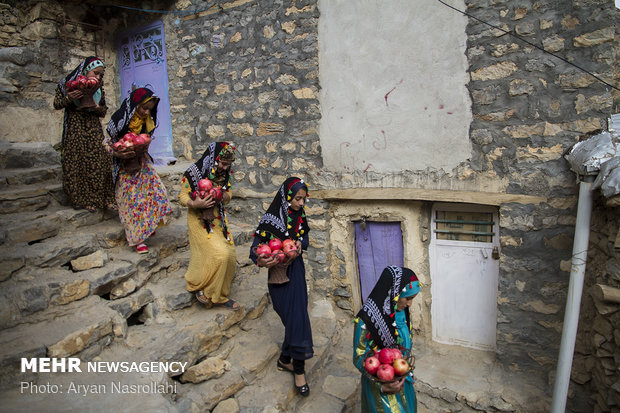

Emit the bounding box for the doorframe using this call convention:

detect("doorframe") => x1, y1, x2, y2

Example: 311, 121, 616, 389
429, 202, 500, 351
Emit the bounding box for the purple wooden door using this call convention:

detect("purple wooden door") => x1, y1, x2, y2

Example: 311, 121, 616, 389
355, 221, 404, 303
118, 21, 175, 165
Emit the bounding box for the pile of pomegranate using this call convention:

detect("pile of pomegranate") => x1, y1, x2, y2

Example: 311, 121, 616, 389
66, 75, 99, 92
189, 178, 224, 202
255, 238, 298, 262
67, 76, 100, 108
363, 347, 411, 382
113, 132, 151, 154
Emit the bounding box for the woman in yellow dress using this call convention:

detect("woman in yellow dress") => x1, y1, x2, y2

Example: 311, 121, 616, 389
179, 142, 240, 310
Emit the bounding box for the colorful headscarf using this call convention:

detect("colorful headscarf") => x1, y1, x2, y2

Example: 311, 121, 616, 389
182, 142, 236, 240
106, 87, 159, 184
356, 266, 420, 349
254, 177, 310, 243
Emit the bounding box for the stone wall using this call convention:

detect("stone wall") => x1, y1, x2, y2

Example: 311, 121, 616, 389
0, 1, 128, 145
159, 0, 330, 286
463, 0, 616, 410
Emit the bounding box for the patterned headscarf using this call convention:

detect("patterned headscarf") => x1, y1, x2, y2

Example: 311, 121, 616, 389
106, 87, 159, 184
356, 266, 420, 349
254, 177, 310, 243
182, 142, 235, 240
106, 87, 159, 142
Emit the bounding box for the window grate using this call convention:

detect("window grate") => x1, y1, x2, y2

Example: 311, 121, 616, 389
434, 211, 494, 242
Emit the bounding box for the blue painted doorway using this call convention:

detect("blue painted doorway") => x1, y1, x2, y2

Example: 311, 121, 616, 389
355, 221, 404, 303
117, 20, 175, 165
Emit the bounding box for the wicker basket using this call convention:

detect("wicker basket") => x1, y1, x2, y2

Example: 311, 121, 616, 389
252, 246, 296, 284
268, 261, 291, 284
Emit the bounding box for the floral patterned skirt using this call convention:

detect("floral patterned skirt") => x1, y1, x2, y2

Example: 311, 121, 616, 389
116, 160, 172, 246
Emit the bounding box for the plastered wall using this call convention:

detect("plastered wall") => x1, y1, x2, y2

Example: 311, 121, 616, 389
318, 0, 472, 173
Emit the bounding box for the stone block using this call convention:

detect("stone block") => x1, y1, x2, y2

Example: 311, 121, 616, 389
52, 279, 90, 305
227, 123, 253, 137
256, 122, 284, 136
574, 27, 614, 47
22, 232, 98, 268
110, 279, 138, 300
71, 250, 106, 271
322, 375, 358, 401
108, 288, 154, 319
180, 356, 230, 383
471, 61, 518, 81
83, 262, 136, 296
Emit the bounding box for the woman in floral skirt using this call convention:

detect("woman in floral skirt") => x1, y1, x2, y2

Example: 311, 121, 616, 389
105, 87, 172, 253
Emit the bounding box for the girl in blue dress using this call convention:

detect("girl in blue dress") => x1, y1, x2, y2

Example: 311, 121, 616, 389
250, 177, 313, 397
353, 266, 420, 413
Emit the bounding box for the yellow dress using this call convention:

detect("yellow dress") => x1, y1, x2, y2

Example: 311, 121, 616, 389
179, 180, 236, 304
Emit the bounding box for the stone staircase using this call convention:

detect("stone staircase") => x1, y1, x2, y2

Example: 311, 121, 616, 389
0, 141, 360, 413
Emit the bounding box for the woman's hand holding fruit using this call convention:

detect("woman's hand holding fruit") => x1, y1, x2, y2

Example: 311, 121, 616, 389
189, 193, 215, 209
257, 253, 279, 268
380, 376, 406, 394
67, 89, 84, 100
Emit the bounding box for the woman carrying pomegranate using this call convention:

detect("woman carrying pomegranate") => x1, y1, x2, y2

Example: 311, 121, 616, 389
180, 142, 239, 310
54, 56, 115, 212
105, 87, 172, 254
353, 266, 420, 412
250, 177, 313, 397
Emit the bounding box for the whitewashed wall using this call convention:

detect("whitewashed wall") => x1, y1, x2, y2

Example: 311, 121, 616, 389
318, 0, 472, 174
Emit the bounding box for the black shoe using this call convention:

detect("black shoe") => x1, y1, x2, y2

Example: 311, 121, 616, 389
295, 383, 310, 397
277, 359, 294, 374
294, 375, 310, 397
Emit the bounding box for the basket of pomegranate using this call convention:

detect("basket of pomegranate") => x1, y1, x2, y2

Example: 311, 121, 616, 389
66, 75, 100, 108
362, 347, 414, 383
188, 178, 224, 202
252, 238, 298, 261
253, 238, 299, 284
113, 133, 151, 174
112, 132, 151, 155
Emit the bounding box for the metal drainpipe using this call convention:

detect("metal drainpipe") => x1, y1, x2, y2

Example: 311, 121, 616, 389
551, 175, 596, 413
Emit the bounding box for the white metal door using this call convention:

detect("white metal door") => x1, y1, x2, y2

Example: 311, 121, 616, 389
430, 203, 500, 351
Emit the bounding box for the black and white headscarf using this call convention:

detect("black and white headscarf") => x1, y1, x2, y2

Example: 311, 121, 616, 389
254, 177, 310, 243
356, 266, 419, 349
106, 87, 159, 142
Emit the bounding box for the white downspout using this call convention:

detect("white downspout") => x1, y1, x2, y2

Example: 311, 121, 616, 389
551, 175, 595, 413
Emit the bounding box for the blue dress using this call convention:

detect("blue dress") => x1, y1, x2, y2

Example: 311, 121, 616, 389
250, 236, 314, 360
353, 312, 417, 413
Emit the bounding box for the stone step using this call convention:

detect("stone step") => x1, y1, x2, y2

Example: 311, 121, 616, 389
0, 141, 60, 169
0, 182, 65, 214
0, 165, 62, 189
226, 298, 339, 412
0, 205, 120, 246
1, 232, 100, 281
0, 295, 123, 389
296, 317, 360, 413
0, 222, 193, 327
